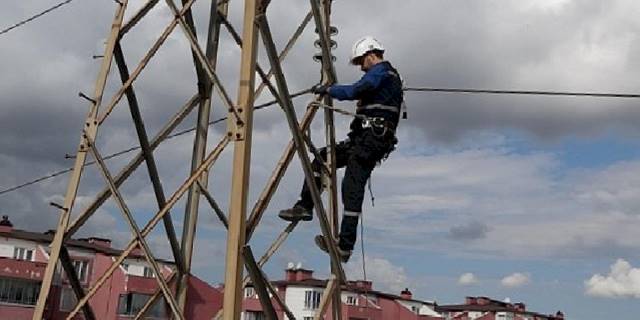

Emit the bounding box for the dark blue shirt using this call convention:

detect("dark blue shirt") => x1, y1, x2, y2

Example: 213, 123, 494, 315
328, 61, 403, 129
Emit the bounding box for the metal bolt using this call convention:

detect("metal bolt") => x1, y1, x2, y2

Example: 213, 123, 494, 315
78, 92, 96, 104
49, 202, 68, 211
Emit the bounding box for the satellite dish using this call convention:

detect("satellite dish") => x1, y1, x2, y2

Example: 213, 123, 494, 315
504, 297, 511, 303
287, 262, 295, 269
296, 262, 302, 269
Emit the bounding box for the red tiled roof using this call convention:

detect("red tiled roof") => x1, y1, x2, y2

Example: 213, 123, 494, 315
269, 278, 437, 306
0, 228, 175, 264
437, 303, 558, 319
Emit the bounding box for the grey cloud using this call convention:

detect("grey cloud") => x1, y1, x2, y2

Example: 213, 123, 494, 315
4, 0, 640, 288
449, 220, 491, 241
332, 0, 640, 143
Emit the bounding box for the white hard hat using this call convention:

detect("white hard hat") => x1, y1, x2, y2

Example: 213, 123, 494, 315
350, 36, 384, 65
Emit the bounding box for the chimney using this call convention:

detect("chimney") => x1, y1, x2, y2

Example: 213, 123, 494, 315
400, 288, 413, 300
284, 262, 314, 282
354, 280, 372, 291
295, 268, 313, 281
0, 216, 13, 233
88, 237, 111, 248
555, 311, 564, 319
465, 297, 477, 305
514, 302, 526, 312
285, 263, 297, 281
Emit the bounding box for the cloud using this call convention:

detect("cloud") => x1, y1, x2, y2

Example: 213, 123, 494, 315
345, 257, 409, 293
449, 221, 491, 241
501, 273, 531, 288
357, 134, 640, 260
458, 273, 479, 286
585, 259, 640, 298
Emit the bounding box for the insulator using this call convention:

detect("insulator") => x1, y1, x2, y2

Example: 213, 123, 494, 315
314, 39, 337, 50
313, 53, 336, 63
314, 26, 339, 36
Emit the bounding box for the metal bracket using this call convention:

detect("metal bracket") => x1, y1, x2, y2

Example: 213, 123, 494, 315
226, 105, 246, 140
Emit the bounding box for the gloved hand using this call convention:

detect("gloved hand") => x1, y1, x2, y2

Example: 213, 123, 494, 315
311, 84, 330, 95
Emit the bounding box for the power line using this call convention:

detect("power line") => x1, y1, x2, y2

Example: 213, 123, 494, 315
4, 83, 639, 196
0, 88, 310, 197
0, 0, 75, 37
404, 87, 640, 99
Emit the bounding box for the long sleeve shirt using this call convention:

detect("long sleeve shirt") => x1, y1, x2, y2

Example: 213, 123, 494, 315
327, 61, 404, 129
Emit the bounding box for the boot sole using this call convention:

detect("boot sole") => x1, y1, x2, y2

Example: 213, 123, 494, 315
314, 235, 329, 253
278, 213, 313, 222
315, 235, 351, 263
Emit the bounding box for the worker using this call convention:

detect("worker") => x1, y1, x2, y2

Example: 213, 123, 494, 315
278, 36, 404, 262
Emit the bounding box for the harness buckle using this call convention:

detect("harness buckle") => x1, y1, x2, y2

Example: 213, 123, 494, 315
362, 117, 385, 129
362, 117, 389, 137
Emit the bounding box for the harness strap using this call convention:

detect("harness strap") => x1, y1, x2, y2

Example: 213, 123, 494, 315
356, 103, 400, 113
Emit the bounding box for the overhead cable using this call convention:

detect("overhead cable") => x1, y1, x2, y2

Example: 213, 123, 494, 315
0, 0, 75, 37
0, 88, 311, 197
6, 84, 640, 196
404, 87, 640, 99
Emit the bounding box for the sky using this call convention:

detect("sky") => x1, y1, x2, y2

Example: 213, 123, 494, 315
1, 0, 640, 319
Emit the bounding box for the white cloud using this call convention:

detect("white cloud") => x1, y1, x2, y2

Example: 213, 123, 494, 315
501, 273, 531, 288
358, 138, 640, 260
585, 259, 640, 298
458, 273, 479, 286
345, 257, 408, 293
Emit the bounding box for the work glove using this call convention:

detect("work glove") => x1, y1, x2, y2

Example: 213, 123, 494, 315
311, 84, 330, 95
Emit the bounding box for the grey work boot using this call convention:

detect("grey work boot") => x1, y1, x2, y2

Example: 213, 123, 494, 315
314, 235, 352, 263
278, 203, 313, 222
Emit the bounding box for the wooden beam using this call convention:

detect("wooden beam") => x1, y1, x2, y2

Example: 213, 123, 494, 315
221, 0, 260, 318
32, 2, 128, 318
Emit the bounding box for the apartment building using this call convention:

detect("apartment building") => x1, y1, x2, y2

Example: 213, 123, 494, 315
436, 296, 564, 320
0, 216, 222, 319
241, 264, 444, 320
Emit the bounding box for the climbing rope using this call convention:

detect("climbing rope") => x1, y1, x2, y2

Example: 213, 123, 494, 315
309, 101, 367, 120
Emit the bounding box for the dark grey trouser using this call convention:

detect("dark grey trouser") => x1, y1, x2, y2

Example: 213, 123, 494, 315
297, 128, 396, 251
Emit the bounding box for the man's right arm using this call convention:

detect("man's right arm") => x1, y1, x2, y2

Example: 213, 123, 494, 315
329, 67, 386, 101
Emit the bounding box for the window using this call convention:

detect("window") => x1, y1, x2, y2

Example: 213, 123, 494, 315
117, 292, 166, 318
72, 260, 89, 283
13, 247, 34, 261
143, 266, 155, 278
244, 311, 265, 320
303, 317, 314, 320
304, 290, 322, 310
121, 263, 129, 272
411, 305, 419, 313
59, 287, 78, 311
0, 277, 40, 305
244, 287, 255, 298
346, 295, 357, 306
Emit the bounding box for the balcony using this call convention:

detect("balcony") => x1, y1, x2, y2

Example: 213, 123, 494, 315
0, 257, 47, 281
343, 302, 383, 320
126, 275, 159, 295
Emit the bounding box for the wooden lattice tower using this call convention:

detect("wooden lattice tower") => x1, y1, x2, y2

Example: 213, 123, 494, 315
32, 0, 346, 319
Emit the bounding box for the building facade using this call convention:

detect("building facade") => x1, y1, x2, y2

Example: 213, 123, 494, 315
242, 265, 444, 320
436, 296, 565, 320
0, 215, 565, 320
0, 216, 222, 320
